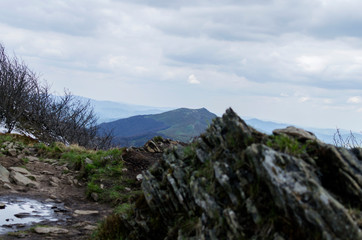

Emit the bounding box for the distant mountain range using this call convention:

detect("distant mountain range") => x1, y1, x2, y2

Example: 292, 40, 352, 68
244, 118, 362, 145
73, 96, 172, 123
98, 108, 217, 146
81, 97, 362, 146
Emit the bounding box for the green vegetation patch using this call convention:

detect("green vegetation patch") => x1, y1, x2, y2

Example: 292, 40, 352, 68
266, 134, 309, 157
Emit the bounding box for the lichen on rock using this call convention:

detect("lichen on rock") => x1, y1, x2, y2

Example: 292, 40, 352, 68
112, 108, 362, 240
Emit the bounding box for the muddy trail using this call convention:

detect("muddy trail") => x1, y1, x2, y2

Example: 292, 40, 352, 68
0, 136, 175, 239
0, 153, 114, 240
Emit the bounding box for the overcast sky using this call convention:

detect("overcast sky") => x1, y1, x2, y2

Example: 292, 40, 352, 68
1, 0, 362, 130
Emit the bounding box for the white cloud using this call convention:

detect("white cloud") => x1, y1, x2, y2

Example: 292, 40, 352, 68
188, 74, 200, 84
296, 55, 327, 73
2, 0, 362, 130
298, 97, 310, 103
347, 96, 362, 103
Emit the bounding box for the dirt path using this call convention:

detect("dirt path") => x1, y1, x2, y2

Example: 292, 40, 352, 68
0, 136, 179, 239
0, 155, 113, 240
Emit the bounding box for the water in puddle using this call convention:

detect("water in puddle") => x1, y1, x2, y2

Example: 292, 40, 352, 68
0, 196, 68, 234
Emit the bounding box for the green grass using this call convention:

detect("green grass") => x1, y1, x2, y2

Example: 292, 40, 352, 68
0, 134, 14, 143
0, 133, 146, 239
0, 134, 138, 206
91, 214, 125, 240
266, 134, 308, 157
114, 203, 134, 215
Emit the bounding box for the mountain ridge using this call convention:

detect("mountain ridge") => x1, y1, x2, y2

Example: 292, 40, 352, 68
75, 96, 362, 146
98, 107, 217, 147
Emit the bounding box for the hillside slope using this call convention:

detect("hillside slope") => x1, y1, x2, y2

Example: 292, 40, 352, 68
98, 108, 217, 146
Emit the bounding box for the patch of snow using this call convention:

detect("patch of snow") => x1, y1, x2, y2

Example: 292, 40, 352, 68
0, 124, 6, 133
0, 123, 37, 139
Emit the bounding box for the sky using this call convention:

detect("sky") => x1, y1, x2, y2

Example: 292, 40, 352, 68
1, 0, 362, 131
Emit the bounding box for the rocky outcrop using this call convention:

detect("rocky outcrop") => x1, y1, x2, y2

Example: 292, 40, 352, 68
116, 108, 362, 240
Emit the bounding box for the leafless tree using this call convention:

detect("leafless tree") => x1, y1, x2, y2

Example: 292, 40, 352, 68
0, 43, 113, 148
333, 128, 362, 148
0, 44, 37, 132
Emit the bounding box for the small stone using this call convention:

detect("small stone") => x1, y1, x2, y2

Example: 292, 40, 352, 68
84, 225, 97, 231
27, 156, 39, 162
41, 170, 54, 175
74, 210, 99, 215
50, 176, 60, 183
44, 158, 56, 163
10, 171, 39, 188
14, 212, 31, 218
34, 226, 69, 234
50, 194, 57, 199
8, 148, 17, 157
50, 181, 59, 187
2, 183, 12, 189
85, 158, 93, 164
9, 167, 31, 175
73, 222, 87, 228
0, 164, 10, 183
91, 192, 99, 202
0, 202, 5, 209
136, 174, 143, 181
28, 148, 37, 154
67, 177, 74, 185
125, 187, 131, 191
273, 126, 317, 141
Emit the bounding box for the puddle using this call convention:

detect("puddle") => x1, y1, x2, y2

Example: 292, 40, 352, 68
0, 196, 69, 234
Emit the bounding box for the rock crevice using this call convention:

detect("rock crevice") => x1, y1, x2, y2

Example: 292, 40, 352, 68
110, 108, 362, 240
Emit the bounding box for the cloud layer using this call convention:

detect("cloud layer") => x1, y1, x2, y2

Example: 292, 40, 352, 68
1, 0, 362, 130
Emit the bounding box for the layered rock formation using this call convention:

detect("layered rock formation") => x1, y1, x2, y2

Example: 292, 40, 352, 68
113, 108, 362, 240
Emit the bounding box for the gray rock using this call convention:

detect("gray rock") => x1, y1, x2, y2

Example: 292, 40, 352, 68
8, 148, 17, 157
44, 158, 56, 163
0, 164, 10, 183
73, 210, 99, 215
41, 170, 54, 175
34, 226, 69, 234
273, 126, 317, 141
85, 158, 93, 165
84, 225, 97, 231
14, 212, 31, 218
26, 156, 39, 162
101, 108, 362, 240
91, 192, 99, 201
9, 167, 31, 175
10, 171, 39, 188
245, 144, 362, 240
50, 176, 60, 183
2, 183, 12, 189
50, 181, 59, 187
144, 140, 161, 153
